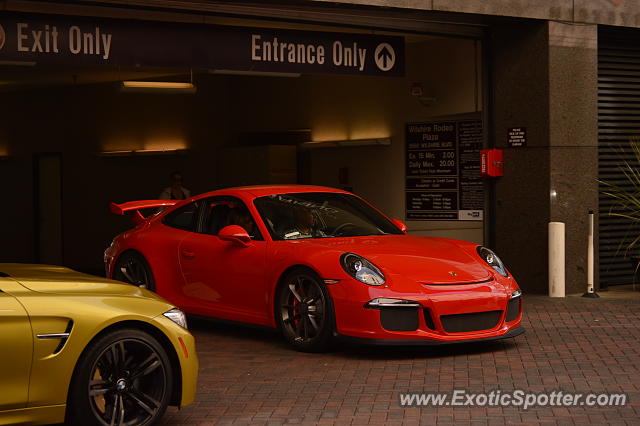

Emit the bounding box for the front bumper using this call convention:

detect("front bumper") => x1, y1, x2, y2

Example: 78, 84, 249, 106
152, 315, 199, 407
336, 326, 525, 346
328, 274, 523, 343
176, 331, 198, 407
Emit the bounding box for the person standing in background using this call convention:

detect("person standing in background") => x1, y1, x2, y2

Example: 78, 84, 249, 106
159, 171, 191, 200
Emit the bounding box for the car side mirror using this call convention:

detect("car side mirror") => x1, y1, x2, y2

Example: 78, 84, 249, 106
218, 225, 252, 247
391, 219, 407, 233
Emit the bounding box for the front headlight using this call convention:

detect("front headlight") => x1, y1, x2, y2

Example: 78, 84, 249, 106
340, 252, 385, 286
477, 246, 508, 277
163, 308, 188, 329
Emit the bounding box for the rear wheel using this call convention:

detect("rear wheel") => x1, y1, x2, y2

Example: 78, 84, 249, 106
275, 268, 335, 352
66, 328, 173, 426
114, 251, 155, 291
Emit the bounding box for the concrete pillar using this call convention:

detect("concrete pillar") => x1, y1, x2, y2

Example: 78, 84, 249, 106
491, 21, 598, 294
547, 21, 599, 295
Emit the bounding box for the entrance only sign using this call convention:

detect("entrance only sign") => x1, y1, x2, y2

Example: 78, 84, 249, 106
0, 13, 404, 76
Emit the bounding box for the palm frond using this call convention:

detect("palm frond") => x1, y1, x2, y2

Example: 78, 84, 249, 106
599, 138, 640, 258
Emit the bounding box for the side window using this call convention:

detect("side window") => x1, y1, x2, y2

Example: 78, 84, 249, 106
162, 202, 199, 232
201, 196, 263, 241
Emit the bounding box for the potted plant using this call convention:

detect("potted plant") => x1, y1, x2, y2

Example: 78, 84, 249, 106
599, 137, 640, 290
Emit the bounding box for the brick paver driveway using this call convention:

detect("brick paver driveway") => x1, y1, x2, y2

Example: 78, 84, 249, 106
161, 294, 640, 425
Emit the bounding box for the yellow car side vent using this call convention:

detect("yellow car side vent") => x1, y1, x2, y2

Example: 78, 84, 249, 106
36, 320, 74, 354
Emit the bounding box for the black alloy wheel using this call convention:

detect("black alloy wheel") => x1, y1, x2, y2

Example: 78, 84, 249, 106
276, 268, 334, 352
67, 328, 173, 426
114, 252, 156, 291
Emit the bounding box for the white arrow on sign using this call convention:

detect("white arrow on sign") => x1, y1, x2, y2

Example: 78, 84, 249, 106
374, 43, 395, 71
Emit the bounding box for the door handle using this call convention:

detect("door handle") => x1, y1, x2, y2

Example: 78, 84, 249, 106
181, 249, 196, 258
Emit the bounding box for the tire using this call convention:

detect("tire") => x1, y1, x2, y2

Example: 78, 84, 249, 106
275, 267, 335, 352
66, 328, 174, 426
113, 251, 156, 291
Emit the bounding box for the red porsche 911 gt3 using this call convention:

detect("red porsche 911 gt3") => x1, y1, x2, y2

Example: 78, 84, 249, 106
106, 185, 523, 351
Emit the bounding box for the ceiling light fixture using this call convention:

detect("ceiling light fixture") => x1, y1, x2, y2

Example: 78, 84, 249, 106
121, 69, 196, 93
120, 81, 197, 93
300, 137, 392, 149
99, 148, 189, 157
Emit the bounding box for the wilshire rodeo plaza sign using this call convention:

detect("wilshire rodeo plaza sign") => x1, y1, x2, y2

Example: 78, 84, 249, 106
0, 13, 404, 76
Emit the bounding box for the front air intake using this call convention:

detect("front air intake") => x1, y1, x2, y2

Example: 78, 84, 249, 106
440, 311, 502, 333
379, 308, 420, 332
506, 297, 521, 322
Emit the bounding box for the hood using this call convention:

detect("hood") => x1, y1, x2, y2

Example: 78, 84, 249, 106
295, 235, 492, 284
0, 263, 158, 298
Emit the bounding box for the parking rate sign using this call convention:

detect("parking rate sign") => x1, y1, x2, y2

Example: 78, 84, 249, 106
405, 120, 484, 221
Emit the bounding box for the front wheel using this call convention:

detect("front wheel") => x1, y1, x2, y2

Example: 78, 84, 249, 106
275, 268, 335, 352
66, 328, 174, 426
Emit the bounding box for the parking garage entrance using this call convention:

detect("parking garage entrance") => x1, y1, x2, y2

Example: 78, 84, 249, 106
0, 9, 488, 274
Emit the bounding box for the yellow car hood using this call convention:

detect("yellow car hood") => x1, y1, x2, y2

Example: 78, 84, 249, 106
1, 263, 157, 298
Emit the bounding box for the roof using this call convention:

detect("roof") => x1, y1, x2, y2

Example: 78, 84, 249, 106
202, 185, 350, 198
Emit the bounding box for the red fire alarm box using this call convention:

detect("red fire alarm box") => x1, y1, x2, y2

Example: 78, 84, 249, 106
480, 149, 504, 177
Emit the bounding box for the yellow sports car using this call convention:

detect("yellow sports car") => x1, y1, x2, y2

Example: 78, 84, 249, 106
0, 264, 198, 425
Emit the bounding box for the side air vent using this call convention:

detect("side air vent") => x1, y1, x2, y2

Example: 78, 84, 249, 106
37, 320, 74, 354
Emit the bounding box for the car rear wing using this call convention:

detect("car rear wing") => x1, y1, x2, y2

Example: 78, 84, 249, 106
110, 200, 179, 225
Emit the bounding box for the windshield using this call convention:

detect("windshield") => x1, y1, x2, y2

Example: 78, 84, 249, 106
253, 192, 403, 240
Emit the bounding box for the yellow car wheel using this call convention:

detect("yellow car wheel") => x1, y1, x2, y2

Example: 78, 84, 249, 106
66, 328, 173, 426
